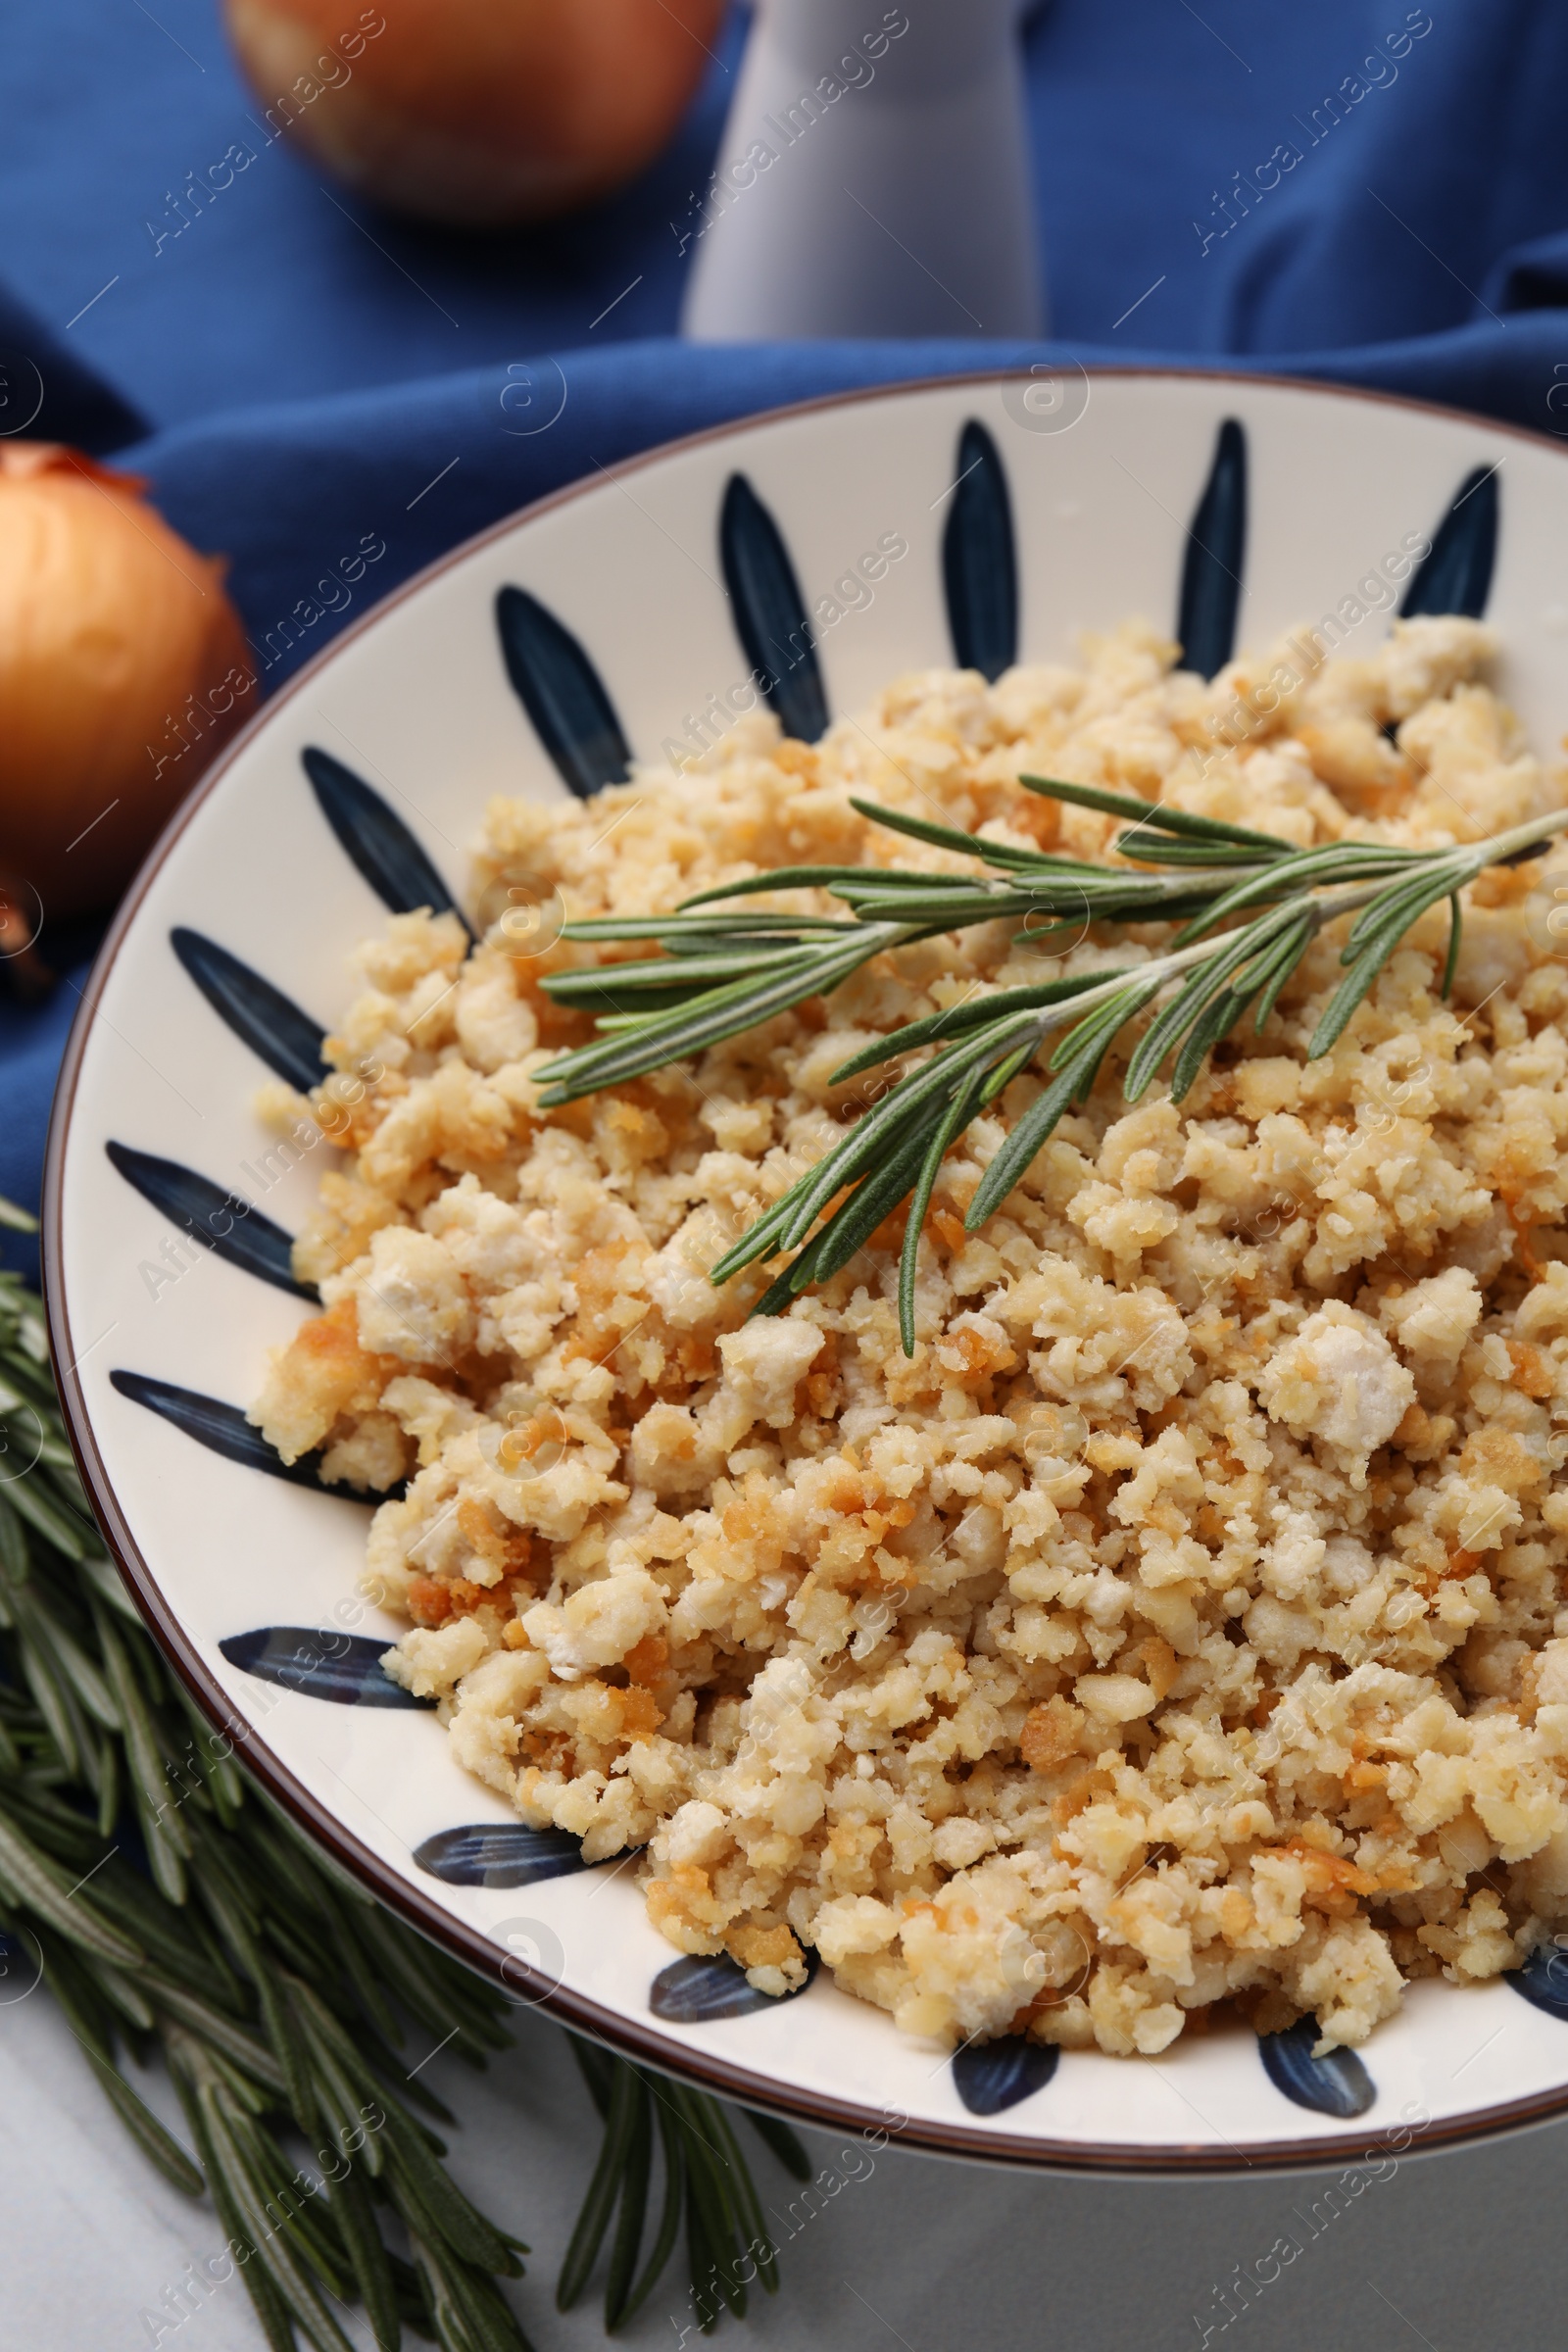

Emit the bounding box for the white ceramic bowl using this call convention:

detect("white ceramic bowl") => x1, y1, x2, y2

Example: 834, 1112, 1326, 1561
45, 368, 1568, 2172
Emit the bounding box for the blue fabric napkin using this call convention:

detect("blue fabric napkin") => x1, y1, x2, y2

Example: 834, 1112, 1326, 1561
7, 0, 1568, 1272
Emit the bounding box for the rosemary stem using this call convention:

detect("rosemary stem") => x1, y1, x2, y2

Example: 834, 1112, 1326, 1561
1011, 808, 1568, 1063
1472, 803, 1568, 862
1015, 878, 1364, 1053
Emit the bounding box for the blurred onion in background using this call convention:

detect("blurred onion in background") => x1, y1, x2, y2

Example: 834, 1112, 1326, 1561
222, 0, 730, 227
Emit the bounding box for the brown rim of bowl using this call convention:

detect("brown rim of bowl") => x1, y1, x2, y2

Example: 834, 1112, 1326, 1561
41, 364, 1568, 2177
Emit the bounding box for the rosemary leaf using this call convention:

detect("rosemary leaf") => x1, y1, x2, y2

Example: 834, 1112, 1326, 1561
28, 1927, 120, 2059
776, 1022, 1016, 1253
557, 2057, 639, 2309
1443, 891, 1463, 998
674, 2086, 749, 2323
707, 2098, 778, 2293
677, 867, 898, 906
962, 983, 1158, 1233
74, 1544, 144, 1624
742, 2106, 812, 2180
326, 2157, 402, 2350
1113, 835, 1289, 869
601, 2070, 654, 2328
758, 1114, 949, 1313
536, 926, 901, 1104
616, 2087, 686, 2328
1251, 912, 1316, 1034
85, 2037, 208, 2195
899, 1059, 995, 1354
347, 1901, 511, 2062
90, 1955, 157, 2033
409, 2229, 536, 2352
96, 1600, 193, 1897
1123, 908, 1294, 1102
175, 2041, 359, 2352
544, 947, 812, 1002
154, 1979, 289, 2091
382, 2103, 526, 2278
1169, 839, 1420, 942
1016, 770, 1296, 851
0, 1810, 144, 1964
844, 794, 1067, 867
0, 1488, 28, 1582
1170, 984, 1250, 1103
1308, 864, 1464, 1054
16, 1623, 84, 1779
829, 969, 1127, 1080
8, 1472, 90, 1558
94, 1729, 119, 1837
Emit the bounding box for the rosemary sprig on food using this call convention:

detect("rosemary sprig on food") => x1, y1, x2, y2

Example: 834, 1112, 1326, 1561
0, 1249, 803, 2346
535, 777, 1568, 1353
534, 777, 1284, 1103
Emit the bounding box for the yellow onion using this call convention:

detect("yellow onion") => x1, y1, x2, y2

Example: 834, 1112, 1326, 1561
222, 0, 728, 227
0, 444, 250, 916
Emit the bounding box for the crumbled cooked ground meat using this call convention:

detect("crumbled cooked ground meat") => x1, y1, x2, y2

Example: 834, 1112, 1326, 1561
251, 615, 1568, 2057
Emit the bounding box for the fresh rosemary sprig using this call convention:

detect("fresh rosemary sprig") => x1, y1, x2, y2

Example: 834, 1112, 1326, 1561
558, 2038, 809, 2335
0, 1248, 804, 2346
532, 778, 1288, 1104
533, 777, 1568, 1352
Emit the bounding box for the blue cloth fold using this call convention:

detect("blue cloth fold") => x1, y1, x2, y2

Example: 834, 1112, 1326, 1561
0, 285, 145, 452
128, 316, 1568, 684
7, 0, 1568, 1270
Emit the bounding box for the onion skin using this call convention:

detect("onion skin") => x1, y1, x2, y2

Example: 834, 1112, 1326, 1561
222, 0, 729, 228
0, 446, 251, 916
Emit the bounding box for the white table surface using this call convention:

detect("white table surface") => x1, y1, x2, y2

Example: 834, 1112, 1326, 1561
4, 1983, 1561, 2352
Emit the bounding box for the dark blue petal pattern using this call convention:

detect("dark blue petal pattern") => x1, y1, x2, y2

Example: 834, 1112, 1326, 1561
170, 928, 328, 1094
1507, 1940, 1568, 2022
650, 1949, 818, 2024
108, 1370, 398, 1498
1176, 416, 1248, 680
105, 1143, 317, 1301
951, 2035, 1059, 2117
495, 584, 634, 799
302, 746, 473, 938
219, 1627, 429, 1709
719, 473, 830, 745
943, 419, 1018, 683
414, 1824, 590, 1889
1258, 2020, 1375, 2118
1400, 464, 1499, 618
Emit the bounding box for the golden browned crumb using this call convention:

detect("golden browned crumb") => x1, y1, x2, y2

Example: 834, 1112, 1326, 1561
250, 614, 1568, 2056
